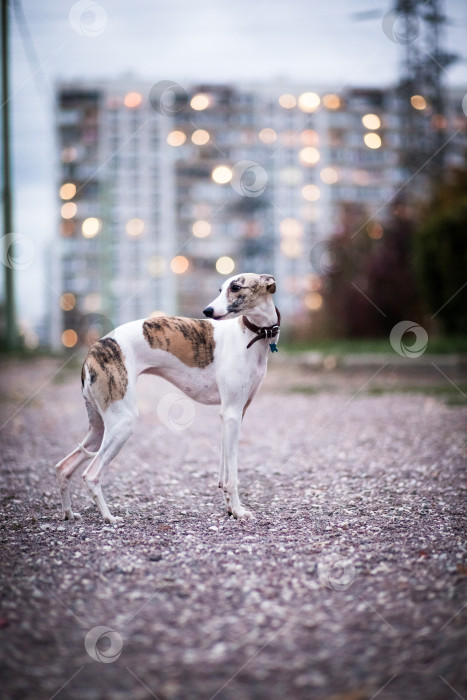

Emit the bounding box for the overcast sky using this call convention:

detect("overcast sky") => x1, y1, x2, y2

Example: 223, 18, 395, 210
4, 0, 467, 330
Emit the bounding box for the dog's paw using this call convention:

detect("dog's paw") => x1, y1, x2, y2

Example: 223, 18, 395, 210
232, 507, 255, 520
104, 514, 124, 525
62, 511, 82, 521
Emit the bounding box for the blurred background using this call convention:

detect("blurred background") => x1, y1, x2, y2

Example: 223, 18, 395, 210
1, 0, 466, 352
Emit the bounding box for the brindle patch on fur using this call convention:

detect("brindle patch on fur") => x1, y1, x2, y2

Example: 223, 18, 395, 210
142, 317, 215, 368
82, 337, 128, 408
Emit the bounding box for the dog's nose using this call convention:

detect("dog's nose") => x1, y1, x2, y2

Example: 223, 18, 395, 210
203, 306, 214, 318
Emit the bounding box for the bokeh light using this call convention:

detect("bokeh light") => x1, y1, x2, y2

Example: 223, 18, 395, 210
192, 220, 211, 238
126, 218, 145, 237
323, 94, 341, 110
280, 238, 303, 258
411, 94, 427, 110
211, 165, 232, 184
59, 183, 77, 200
124, 92, 142, 108
167, 130, 186, 146
278, 93, 297, 109
298, 92, 320, 113
170, 255, 189, 273
320, 167, 338, 184
60, 292, 76, 311
61, 329, 78, 348
61, 202, 77, 219
280, 218, 303, 237
82, 217, 101, 238
191, 94, 210, 110
191, 129, 210, 145
259, 128, 278, 144
300, 129, 319, 146
304, 292, 323, 310
299, 146, 321, 165
363, 132, 382, 149
216, 256, 235, 275
302, 184, 321, 201
362, 113, 381, 130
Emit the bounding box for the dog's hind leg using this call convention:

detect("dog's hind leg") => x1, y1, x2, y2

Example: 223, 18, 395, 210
82, 403, 136, 524
55, 401, 104, 521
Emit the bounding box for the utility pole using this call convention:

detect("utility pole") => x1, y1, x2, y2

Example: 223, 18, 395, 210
1, 0, 19, 350
395, 0, 457, 182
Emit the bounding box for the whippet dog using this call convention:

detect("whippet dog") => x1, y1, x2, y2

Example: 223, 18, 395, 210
55, 273, 280, 523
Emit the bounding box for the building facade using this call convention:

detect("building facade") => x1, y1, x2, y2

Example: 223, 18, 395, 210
52, 79, 465, 348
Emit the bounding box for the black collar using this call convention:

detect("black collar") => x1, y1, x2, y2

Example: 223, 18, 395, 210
242, 307, 281, 349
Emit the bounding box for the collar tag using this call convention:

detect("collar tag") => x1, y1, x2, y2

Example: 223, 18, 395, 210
269, 342, 278, 353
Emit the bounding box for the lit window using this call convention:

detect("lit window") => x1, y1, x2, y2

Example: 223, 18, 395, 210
299, 146, 320, 165
190, 94, 210, 110
126, 218, 145, 237
278, 93, 296, 109
59, 183, 76, 200
216, 256, 235, 275
323, 94, 341, 110
170, 256, 189, 274
298, 92, 320, 113
363, 133, 382, 149
191, 129, 210, 145
192, 220, 211, 238
61, 329, 78, 348
362, 113, 381, 130
302, 184, 320, 202
411, 95, 427, 110
320, 167, 338, 184
124, 92, 142, 108
211, 165, 232, 184
167, 130, 186, 146
258, 128, 277, 144
82, 217, 101, 238
61, 202, 77, 219
60, 293, 76, 311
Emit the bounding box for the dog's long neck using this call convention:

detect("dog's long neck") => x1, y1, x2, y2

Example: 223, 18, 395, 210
242, 296, 278, 328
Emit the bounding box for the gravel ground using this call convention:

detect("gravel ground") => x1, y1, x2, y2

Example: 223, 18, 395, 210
0, 354, 466, 700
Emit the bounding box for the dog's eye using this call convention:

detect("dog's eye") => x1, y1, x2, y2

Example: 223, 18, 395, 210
231, 284, 241, 292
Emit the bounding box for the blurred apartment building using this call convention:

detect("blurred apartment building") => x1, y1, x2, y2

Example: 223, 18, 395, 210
51, 78, 465, 348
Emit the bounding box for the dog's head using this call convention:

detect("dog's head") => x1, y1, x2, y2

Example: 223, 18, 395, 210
203, 273, 276, 320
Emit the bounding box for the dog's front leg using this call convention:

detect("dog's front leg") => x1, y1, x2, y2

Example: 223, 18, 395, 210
220, 405, 253, 520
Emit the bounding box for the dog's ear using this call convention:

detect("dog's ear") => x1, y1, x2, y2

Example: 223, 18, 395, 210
260, 274, 276, 294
